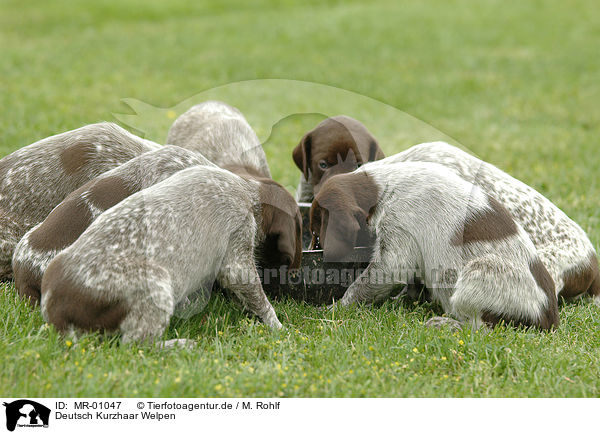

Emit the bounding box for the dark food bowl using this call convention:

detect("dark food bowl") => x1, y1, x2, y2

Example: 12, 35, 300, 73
259, 202, 374, 305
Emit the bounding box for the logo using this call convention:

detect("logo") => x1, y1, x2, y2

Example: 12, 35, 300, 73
3, 400, 50, 432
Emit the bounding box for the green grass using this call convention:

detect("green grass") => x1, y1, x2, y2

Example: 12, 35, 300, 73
1, 0, 600, 397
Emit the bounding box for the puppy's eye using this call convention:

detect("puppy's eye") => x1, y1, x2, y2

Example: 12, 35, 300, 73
318, 160, 329, 170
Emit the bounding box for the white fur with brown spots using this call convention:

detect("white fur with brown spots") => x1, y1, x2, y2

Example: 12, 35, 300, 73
41, 165, 285, 344
312, 162, 559, 330
376, 142, 599, 302
12, 146, 216, 305
0, 123, 161, 279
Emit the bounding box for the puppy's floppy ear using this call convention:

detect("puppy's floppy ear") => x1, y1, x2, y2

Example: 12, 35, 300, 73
369, 139, 385, 161
323, 206, 362, 262
292, 133, 312, 181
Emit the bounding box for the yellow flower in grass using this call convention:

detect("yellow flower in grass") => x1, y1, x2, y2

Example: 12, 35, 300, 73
458, 340, 465, 346
166, 110, 177, 119
214, 384, 222, 391
412, 347, 419, 353
66, 340, 73, 348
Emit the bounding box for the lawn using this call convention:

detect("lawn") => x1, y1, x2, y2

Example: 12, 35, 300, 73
1, 0, 599, 397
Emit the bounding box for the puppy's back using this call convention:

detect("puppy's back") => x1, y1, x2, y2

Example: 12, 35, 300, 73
167, 101, 271, 178
0, 122, 160, 225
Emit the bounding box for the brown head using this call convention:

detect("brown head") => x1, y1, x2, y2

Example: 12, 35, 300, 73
224, 164, 302, 268
310, 172, 379, 261
292, 116, 384, 197
257, 179, 302, 269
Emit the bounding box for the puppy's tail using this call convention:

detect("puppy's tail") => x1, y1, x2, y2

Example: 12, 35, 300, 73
450, 254, 558, 330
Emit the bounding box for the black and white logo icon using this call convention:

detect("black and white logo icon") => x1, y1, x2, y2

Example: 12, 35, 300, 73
3, 400, 50, 432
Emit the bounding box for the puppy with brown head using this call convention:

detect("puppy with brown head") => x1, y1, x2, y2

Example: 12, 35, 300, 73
168, 101, 302, 270
293, 115, 384, 202
0, 123, 161, 279
311, 161, 559, 330
12, 146, 215, 305
309, 171, 378, 261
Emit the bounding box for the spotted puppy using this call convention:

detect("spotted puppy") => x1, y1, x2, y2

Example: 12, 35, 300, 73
292, 115, 385, 202
41, 165, 297, 343
167, 100, 302, 267
12, 146, 215, 305
167, 101, 271, 178
377, 142, 599, 302
0, 123, 161, 279
310, 162, 559, 330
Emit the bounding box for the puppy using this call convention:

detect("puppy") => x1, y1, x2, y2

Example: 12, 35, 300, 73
166, 101, 271, 178
0, 122, 160, 279
292, 115, 385, 202
310, 162, 559, 330
376, 142, 599, 302
166, 100, 302, 267
12, 146, 215, 305
41, 165, 299, 343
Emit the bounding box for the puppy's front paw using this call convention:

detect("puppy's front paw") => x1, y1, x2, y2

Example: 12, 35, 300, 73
425, 316, 462, 331
262, 308, 283, 329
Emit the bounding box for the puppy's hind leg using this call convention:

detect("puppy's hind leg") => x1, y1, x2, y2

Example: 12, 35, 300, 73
118, 265, 178, 345
450, 255, 558, 330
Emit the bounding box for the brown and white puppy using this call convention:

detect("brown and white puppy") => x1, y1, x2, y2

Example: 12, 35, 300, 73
167, 101, 302, 269
41, 165, 287, 344
292, 115, 384, 202
0, 122, 161, 279
378, 142, 599, 303
310, 162, 559, 330
12, 146, 215, 305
